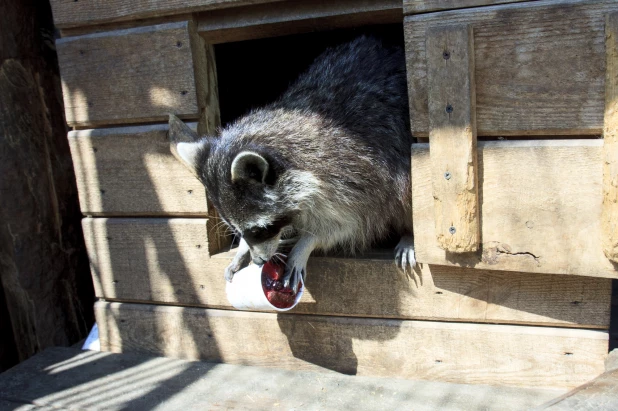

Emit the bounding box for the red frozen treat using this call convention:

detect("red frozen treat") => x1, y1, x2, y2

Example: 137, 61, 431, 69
262, 259, 283, 281
261, 258, 302, 309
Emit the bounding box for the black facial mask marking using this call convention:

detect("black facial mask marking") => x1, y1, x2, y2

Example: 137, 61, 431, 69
243, 216, 291, 244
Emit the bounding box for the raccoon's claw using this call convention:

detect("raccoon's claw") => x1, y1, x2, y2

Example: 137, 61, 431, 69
395, 235, 416, 273
283, 264, 305, 295
223, 253, 251, 283
224, 239, 251, 282
282, 234, 316, 294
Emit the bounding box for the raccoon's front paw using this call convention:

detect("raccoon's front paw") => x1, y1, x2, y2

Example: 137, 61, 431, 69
224, 262, 240, 282
224, 255, 250, 282
225, 239, 251, 282
282, 261, 306, 295
395, 235, 416, 272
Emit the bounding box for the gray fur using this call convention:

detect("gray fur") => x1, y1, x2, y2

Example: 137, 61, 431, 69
169, 35, 415, 291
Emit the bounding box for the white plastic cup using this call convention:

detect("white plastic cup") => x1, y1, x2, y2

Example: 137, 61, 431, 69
225, 263, 304, 312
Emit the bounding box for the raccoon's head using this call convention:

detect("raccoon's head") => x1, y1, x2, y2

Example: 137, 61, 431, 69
168, 115, 308, 264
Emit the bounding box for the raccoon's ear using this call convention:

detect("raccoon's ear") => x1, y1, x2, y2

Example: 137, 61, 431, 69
168, 114, 208, 177
231, 151, 269, 184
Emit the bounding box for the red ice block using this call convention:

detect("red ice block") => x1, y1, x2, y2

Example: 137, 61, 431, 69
261, 258, 302, 309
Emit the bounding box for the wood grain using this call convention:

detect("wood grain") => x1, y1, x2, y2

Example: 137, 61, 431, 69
81, 218, 229, 285
56, 21, 207, 127
68, 124, 209, 216
404, 0, 534, 15
82, 217, 611, 328
426, 25, 480, 252
405, 0, 618, 137
191, 28, 221, 136
603, 13, 618, 263
49, 0, 286, 29
96, 302, 608, 389
412, 139, 618, 277
197, 0, 402, 44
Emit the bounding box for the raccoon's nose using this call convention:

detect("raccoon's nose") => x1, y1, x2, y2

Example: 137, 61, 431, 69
253, 256, 267, 265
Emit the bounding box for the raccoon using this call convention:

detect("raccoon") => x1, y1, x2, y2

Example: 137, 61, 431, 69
169, 35, 415, 293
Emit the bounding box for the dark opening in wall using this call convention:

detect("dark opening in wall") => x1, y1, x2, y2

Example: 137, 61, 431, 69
214, 24, 406, 128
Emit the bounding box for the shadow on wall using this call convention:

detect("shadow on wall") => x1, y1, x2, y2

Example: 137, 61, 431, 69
64, 75, 225, 404
58, 32, 227, 411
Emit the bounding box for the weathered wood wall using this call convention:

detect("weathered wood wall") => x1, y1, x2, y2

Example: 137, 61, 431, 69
50, 0, 287, 29
403, 0, 535, 14
412, 140, 618, 277
49, 0, 617, 389
603, 12, 618, 263
97, 302, 608, 389
83, 218, 612, 329
68, 124, 208, 216
0, 0, 93, 366
56, 21, 216, 129
197, 0, 403, 44
405, 0, 617, 137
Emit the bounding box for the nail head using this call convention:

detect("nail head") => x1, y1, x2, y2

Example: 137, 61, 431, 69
449, 226, 456, 235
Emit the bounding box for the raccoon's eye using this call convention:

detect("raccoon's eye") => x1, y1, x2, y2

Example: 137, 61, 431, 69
243, 216, 291, 243
244, 224, 279, 243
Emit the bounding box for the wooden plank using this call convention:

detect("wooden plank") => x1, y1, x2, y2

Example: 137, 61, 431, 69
58, 14, 196, 38
404, 0, 534, 15
197, 0, 402, 44
405, 0, 618, 137
82, 217, 611, 328
81, 218, 226, 284
68, 124, 210, 216
603, 13, 618, 263
56, 21, 208, 127
0, 347, 567, 411
191, 26, 221, 136
96, 302, 608, 389
49, 0, 286, 29
426, 24, 480, 252
412, 139, 618, 277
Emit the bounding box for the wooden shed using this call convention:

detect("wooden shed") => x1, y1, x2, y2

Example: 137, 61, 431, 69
50, 0, 618, 389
